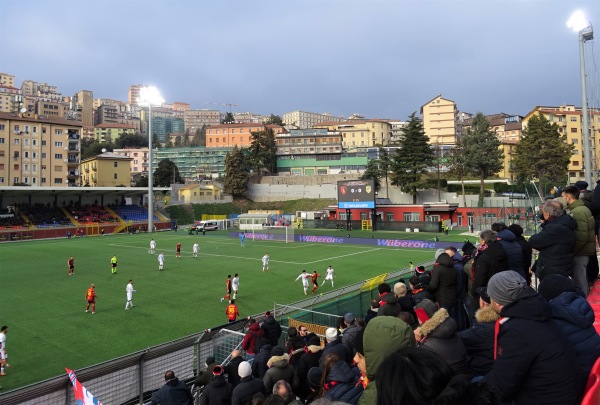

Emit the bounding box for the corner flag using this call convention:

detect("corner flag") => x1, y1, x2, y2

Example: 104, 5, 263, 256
65, 368, 103, 405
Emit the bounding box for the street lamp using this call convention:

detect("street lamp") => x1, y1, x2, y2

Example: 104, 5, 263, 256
138, 86, 164, 233
567, 10, 594, 185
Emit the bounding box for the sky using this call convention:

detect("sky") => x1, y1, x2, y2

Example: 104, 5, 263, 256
1, 0, 599, 120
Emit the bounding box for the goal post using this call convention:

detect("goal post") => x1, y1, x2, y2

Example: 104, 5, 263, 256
262, 226, 295, 243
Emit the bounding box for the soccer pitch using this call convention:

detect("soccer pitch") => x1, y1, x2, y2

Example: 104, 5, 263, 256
1, 231, 436, 390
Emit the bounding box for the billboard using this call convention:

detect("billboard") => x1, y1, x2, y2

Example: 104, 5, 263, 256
337, 179, 376, 209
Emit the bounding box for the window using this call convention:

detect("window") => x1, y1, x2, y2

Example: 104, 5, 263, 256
41, 153, 46, 158
54, 178, 63, 184
386, 212, 394, 221
13, 177, 18, 183
571, 128, 578, 133
24, 139, 29, 146
360, 212, 369, 221
134, 159, 138, 164
24, 152, 29, 158
14, 139, 19, 145
339, 212, 347, 220
55, 130, 63, 135
0, 164, 4, 170
42, 127, 47, 134
33, 127, 37, 133
32, 139, 37, 146
572, 160, 579, 166
13, 125, 19, 132
41, 140, 46, 146
32, 164, 36, 171
41, 177, 46, 183
24, 164, 29, 172
54, 154, 63, 159
54, 141, 63, 147
13, 151, 19, 158
404, 212, 420, 221
114, 162, 118, 168
0, 138, 4, 144
571, 116, 577, 122
0, 124, 4, 130
0, 177, 3, 184
114, 173, 118, 179
32, 152, 37, 158
13, 164, 19, 171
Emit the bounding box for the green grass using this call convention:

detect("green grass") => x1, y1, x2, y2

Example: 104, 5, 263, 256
1, 230, 441, 391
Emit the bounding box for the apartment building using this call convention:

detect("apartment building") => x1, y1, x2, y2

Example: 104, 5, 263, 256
113, 147, 150, 179
0, 112, 82, 187
80, 152, 133, 187
523, 105, 600, 182
233, 112, 264, 124
184, 109, 221, 133
283, 110, 345, 129
313, 119, 392, 150
128, 84, 145, 106
152, 147, 233, 180
421, 95, 458, 146
206, 123, 286, 148
94, 123, 136, 143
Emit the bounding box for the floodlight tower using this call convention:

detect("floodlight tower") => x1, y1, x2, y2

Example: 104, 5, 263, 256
568, 11, 594, 185
138, 86, 164, 233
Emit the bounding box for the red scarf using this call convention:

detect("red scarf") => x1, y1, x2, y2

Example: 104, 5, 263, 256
493, 317, 509, 360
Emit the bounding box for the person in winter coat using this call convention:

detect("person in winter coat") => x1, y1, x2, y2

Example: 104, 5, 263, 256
295, 334, 323, 401
355, 316, 416, 405
193, 356, 218, 389
414, 306, 469, 375
150, 370, 194, 405
492, 222, 525, 278
409, 276, 435, 306
471, 230, 508, 303
341, 313, 361, 356
393, 282, 416, 318
427, 253, 457, 312
318, 353, 363, 404
199, 365, 233, 405
231, 361, 267, 405
261, 311, 282, 347
320, 328, 350, 365
284, 326, 306, 368
507, 224, 533, 285
538, 274, 600, 397
458, 287, 499, 376
528, 200, 577, 280
445, 246, 470, 331
226, 350, 245, 389
263, 346, 298, 393
486, 271, 579, 405
252, 344, 272, 379
242, 318, 265, 362
363, 299, 379, 324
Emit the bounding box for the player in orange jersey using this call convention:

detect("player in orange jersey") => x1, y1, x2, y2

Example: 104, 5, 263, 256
311, 271, 321, 294
85, 284, 97, 314
221, 275, 232, 303
225, 300, 240, 322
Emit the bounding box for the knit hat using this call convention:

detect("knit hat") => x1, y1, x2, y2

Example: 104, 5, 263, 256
575, 180, 589, 190
475, 287, 491, 304
487, 271, 527, 306
507, 224, 523, 237
307, 335, 321, 347
344, 312, 355, 324
414, 299, 438, 324
307, 367, 323, 390
354, 328, 365, 355
205, 356, 215, 366
238, 361, 252, 378
325, 327, 338, 341
538, 274, 577, 301
271, 346, 284, 356
212, 365, 224, 376
415, 266, 426, 274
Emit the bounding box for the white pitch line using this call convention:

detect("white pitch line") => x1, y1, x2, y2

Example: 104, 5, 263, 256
301, 248, 384, 264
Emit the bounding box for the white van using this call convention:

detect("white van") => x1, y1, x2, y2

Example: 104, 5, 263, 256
196, 220, 219, 231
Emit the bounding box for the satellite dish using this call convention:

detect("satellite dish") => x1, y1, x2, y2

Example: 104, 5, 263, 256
101, 148, 107, 153
20, 108, 26, 113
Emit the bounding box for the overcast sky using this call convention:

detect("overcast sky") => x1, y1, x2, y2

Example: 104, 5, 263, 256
1, 0, 598, 120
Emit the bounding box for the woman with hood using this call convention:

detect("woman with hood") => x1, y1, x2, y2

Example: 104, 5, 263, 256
318, 353, 363, 404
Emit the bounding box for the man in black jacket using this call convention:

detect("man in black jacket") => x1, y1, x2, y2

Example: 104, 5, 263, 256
471, 230, 507, 302
231, 361, 266, 405
225, 350, 245, 389
150, 370, 193, 405
507, 224, 533, 285
528, 200, 576, 281
492, 222, 524, 278
260, 311, 282, 347
486, 271, 578, 405
199, 365, 233, 405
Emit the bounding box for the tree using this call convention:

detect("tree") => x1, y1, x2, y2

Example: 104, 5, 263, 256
174, 136, 182, 148
462, 113, 504, 207
192, 125, 207, 147
223, 145, 249, 197
153, 159, 183, 186
390, 113, 434, 204
81, 138, 113, 160
222, 112, 235, 124
248, 129, 277, 174
182, 129, 191, 147
447, 137, 469, 207
361, 159, 382, 192
114, 132, 148, 149
512, 112, 573, 188
264, 114, 284, 126
378, 148, 392, 198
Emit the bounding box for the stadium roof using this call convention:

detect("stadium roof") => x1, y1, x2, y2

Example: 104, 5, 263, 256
0, 186, 171, 199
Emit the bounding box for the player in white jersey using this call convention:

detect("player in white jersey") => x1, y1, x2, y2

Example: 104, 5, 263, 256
0, 325, 9, 375
125, 279, 137, 310
192, 242, 199, 258
295, 270, 311, 295
262, 253, 270, 272
149, 239, 156, 254
158, 252, 165, 271
322, 265, 335, 287
232, 273, 240, 299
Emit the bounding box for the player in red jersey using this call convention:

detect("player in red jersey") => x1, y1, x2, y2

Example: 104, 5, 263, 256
221, 275, 232, 303
225, 300, 240, 322
176, 242, 182, 258
311, 271, 321, 294
67, 256, 75, 276
85, 283, 97, 314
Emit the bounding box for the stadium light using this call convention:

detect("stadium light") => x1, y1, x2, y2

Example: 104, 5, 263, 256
567, 10, 594, 185
138, 86, 164, 233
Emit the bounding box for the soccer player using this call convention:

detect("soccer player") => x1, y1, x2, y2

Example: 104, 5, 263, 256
232, 273, 240, 300
240, 233, 245, 247
225, 300, 240, 322
295, 270, 311, 295
149, 239, 156, 254
192, 242, 199, 258
176, 242, 182, 258
0, 326, 9, 376
262, 253, 270, 272
311, 270, 321, 294
125, 279, 137, 310
110, 255, 118, 275
221, 275, 232, 303
67, 256, 75, 276
158, 252, 165, 271
85, 283, 97, 314
322, 265, 335, 287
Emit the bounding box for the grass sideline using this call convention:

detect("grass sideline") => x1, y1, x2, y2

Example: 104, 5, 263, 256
0, 230, 450, 391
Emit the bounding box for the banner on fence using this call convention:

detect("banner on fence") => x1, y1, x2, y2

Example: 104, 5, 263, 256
66, 368, 103, 405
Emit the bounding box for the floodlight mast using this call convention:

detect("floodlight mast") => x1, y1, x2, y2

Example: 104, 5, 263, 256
568, 11, 594, 185
138, 86, 164, 233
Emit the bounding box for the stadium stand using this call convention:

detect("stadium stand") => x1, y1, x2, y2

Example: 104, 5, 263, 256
67, 205, 117, 224
17, 204, 73, 228
113, 204, 159, 222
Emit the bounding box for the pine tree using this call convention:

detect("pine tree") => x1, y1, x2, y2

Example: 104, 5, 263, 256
361, 159, 382, 191
248, 129, 277, 174
223, 146, 249, 197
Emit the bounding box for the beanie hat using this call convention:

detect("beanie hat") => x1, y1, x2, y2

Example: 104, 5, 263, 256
354, 328, 365, 355
288, 326, 298, 337
205, 356, 215, 366
307, 335, 321, 347
507, 224, 523, 237
415, 266, 426, 274
238, 361, 252, 378
409, 275, 422, 288
344, 313, 355, 324
212, 365, 224, 376
575, 180, 589, 190
414, 299, 438, 324
487, 271, 527, 306
271, 346, 284, 357
538, 274, 577, 301
307, 367, 323, 390
325, 327, 338, 341
475, 287, 491, 304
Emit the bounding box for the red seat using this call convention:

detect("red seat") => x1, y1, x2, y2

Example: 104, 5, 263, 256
583, 357, 600, 404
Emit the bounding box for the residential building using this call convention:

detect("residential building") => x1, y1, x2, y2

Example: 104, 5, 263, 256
94, 123, 136, 143
233, 112, 264, 124
177, 183, 224, 204
421, 94, 458, 147
80, 152, 133, 187
0, 73, 15, 87
71, 90, 94, 127
283, 110, 345, 129
276, 128, 342, 157
499, 140, 518, 181
206, 123, 286, 148
277, 150, 368, 176
172, 102, 190, 112
113, 147, 150, 179
21, 80, 63, 103
313, 119, 392, 150
151, 116, 185, 144
0, 111, 82, 187
36, 100, 66, 118
128, 84, 145, 106
0, 84, 20, 114
184, 109, 221, 133
389, 120, 407, 144
523, 105, 600, 182
153, 147, 232, 180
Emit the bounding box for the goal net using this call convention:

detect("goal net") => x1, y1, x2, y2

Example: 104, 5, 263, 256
260, 226, 295, 243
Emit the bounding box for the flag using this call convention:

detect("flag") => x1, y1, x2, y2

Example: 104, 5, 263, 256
65, 368, 103, 405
